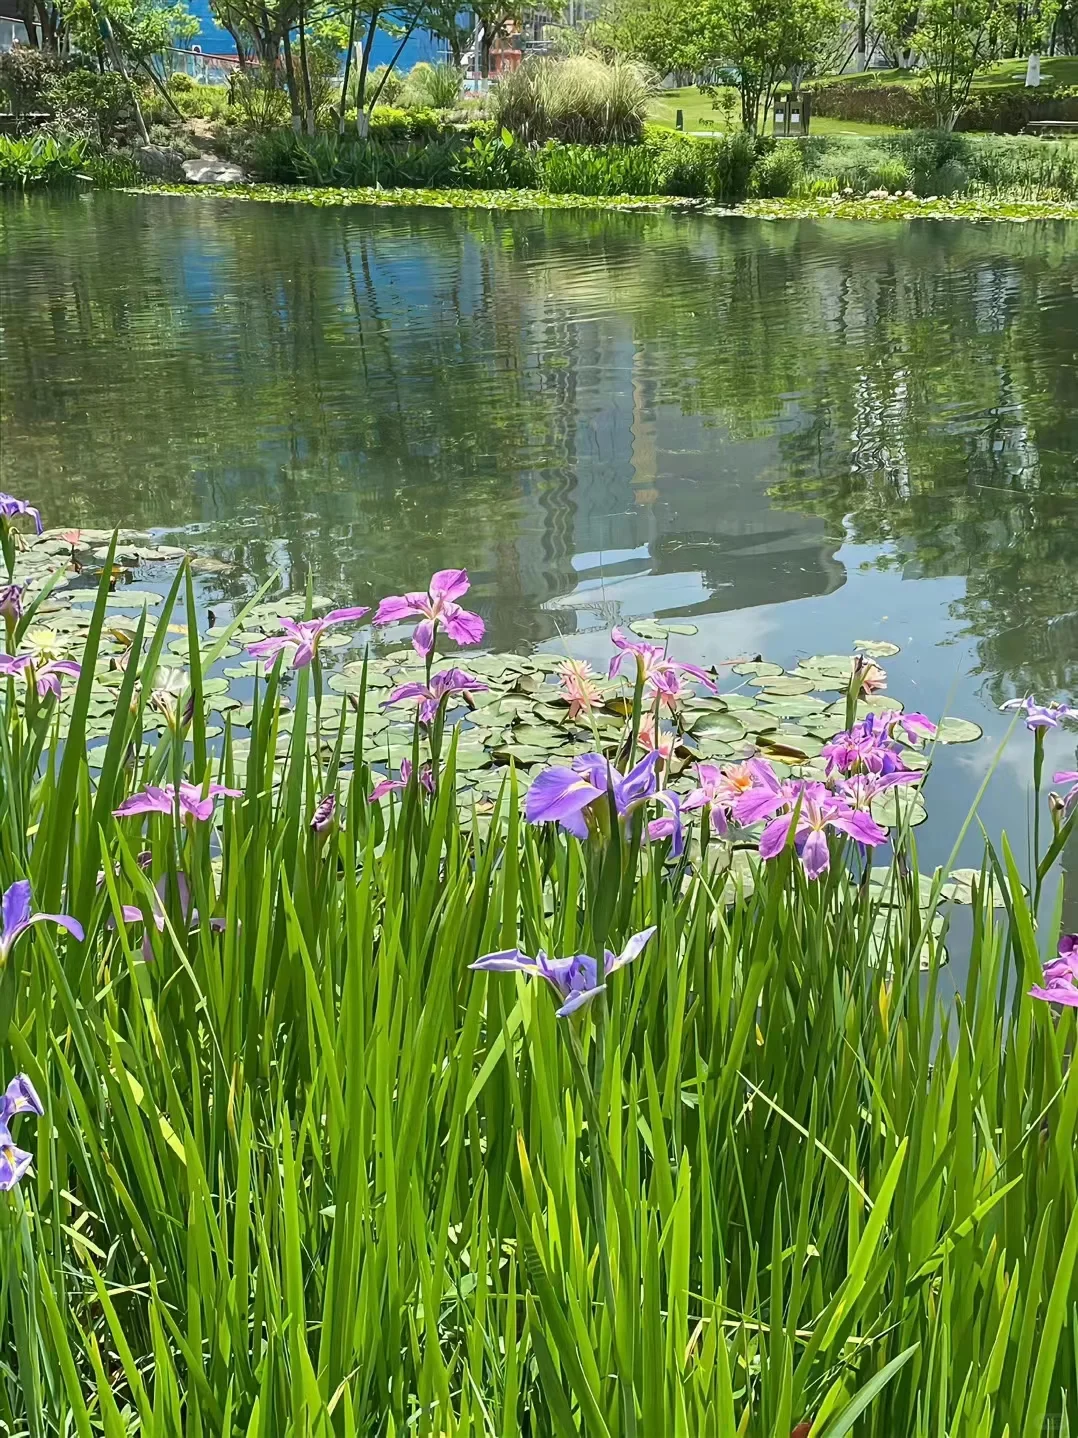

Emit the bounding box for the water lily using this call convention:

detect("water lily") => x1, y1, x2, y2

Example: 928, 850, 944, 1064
637, 715, 677, 763
113, 781, 241, 823
0, 493, 42, 535
0, 881, 83, 966
525, 751, 659, 839
1001, 696, 1077, 731
374, 569, 484, 658
557, 657, 603, 720
0, 1073, 44, 1192
248, 608, 370, 671
0, 654, 81, 700
470, 926, 656, 1017
383, 667, 487, 725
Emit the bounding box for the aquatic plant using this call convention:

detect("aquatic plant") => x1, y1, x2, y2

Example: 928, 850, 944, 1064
1, 513, 1077, 1434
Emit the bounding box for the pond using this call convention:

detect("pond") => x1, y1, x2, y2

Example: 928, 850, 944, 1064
1, 192, 1076, 886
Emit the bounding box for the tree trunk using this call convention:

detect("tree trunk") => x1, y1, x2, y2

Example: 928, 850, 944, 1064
339, 0, 360, 132
282, 27, 302, 128
297, 4, 315, 134
355, 4, 380, 113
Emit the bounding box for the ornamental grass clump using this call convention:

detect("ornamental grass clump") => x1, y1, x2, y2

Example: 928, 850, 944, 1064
2, 501, 1078, 1433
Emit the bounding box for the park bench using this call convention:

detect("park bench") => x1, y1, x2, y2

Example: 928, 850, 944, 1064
1025, 119, 1078, 137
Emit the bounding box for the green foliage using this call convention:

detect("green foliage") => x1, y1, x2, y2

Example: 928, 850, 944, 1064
810, 77, 1078, 133
250, 129, 462, 186
45, 68, 135, 146
914, 0, 998, 128
0, 48, 69, 118
228, 65, 289, 132
651, 127, 762, 199
367, 62, 405, 107
0, 133, 88, 186
59, 0, 198, 61
166, 74, 231, 122
397, 59, 465, 110
749, 136, 805, 194
455, 126, 539, 188
490, 54, 655, 144
1, 544, 1078, 1432
537, 137, 662, 193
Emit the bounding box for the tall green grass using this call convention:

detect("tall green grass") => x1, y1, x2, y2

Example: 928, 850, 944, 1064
1, 542, 1077, 1435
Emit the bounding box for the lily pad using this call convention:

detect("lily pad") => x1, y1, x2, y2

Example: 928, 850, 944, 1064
940, 868, 1020, 907
935, 717, 983, 745
853, 640, 901, 658
870, 787, 927, 829
629, 619, 700, 639
754, 675, 818, 696
732, 661, 784, 678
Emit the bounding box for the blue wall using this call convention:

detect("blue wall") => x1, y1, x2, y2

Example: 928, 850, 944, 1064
186, 0, 442, 67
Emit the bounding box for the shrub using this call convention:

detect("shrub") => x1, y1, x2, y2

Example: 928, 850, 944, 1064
808, 77, 1078, 134
368, 64, 405, 107
537, 139, 661, 195
0, 48, 69, 118
750, 139, 804, 197
453, 126, 537, 188
0, 133, 88, 186
229, 65, 289, 133
249, 130, 460, 187
366, 105, 445, 141
490, 55, 654, 145
166, 76, 230, 122
46, 69, 134, 146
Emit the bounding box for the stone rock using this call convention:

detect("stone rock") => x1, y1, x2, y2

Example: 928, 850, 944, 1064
182, 157, 246, 185
134, 143, 185, 179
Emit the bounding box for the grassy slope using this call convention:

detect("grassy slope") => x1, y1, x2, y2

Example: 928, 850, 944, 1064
818, 55, 1078, 89
649, 87, 901, 135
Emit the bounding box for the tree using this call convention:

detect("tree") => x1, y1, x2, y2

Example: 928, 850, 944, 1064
912, 0, 997, 127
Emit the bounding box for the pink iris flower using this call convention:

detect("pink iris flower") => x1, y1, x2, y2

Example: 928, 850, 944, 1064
0, 654, 81, 699
368, 757, 435, 803
373, 569, 484, 659
383, 667, 487, 725
681, 760, 763, 836
113, 781, 242, 823
757, 781, 888, 880
1030, 935, 1078, 1006
607, 627, 718, 695
247, 608, 370, 671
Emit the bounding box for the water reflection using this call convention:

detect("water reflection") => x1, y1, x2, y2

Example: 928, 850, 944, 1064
1, 195, 1075, 716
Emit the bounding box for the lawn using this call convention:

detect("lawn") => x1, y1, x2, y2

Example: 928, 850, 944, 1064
818, 55, 1078, 90
649, 86, 901, 136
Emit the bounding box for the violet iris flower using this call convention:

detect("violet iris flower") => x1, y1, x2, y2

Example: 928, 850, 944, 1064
0, 881, 83, 966
0, 585, 24, 623
822, 712, 930, 779
525, 751, 659, 840
113, 781, 241, 823
647, 791, 685, 856
0, 1073, 44, 1192
368, 757, 436, 802
1029, 934, 1078, 1006
1001, 696, 1077, 731
310, 794, 336, 832
757, 781, 888, 881
383, 666, 488, 725
248, 608, 370, 671
0, 494, 42, 535
1052, 771, 1078, 819
0, 654, 81, 699
374, 569, 485, 659
470, 926, 656, 1018
607, 627, 717, 694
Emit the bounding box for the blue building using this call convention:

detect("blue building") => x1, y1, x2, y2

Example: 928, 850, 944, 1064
185, 0, 442, 66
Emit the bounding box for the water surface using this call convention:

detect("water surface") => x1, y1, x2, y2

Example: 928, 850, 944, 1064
2, 193, 1077, 878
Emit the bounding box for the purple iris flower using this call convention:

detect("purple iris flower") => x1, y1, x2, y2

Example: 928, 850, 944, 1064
113, 873, 227, 962
113, 781, 242, 823
0, 494, 42, 535
0, 1074, 44, 1192
0, 880, 83, 965
0, 654, 81, 700
1052, 771, 1078, 819
368, 757, 435, 803
470, 926, 656, 1017
647, 791, 685, 856
374, 569, 485, 659
0, 585, 25, 623
607, 627, 717, 694
383, 667, 488, 725
310, 794, 336, 831
1001, 696, 1077, 731
1030, 934, 1078, 1006
248, 608, 370, 671
525, 751, 659, 840
757, 781, 888, 880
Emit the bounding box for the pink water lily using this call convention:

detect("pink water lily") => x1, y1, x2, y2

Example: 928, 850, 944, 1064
113, 781, 241, 823
681, 760, 762, 836
383, 667, 487, 725
0, 653, 81, 699
248, 608, 370, 671
374, 569, 484, 658
557, 658, 603, 720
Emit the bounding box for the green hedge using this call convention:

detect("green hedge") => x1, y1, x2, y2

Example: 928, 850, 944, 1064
809, 78, 1078, 133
